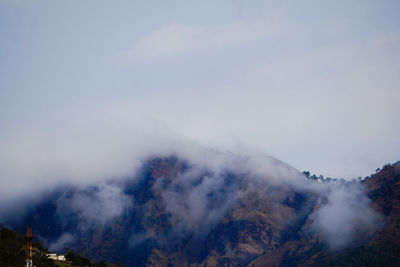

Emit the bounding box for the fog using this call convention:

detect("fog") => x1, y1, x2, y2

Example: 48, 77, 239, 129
2, 143, 381, 250
0, 0, 395, 254
49, 232, 75, 252
1, 1, 399, 182
310, 182, 382, 248
56, 182, 133, 231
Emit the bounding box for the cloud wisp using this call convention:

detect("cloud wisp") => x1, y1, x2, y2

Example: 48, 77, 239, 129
56, 182, 133, 231
49, 232, 76, 252
0, 142, 383, 255
118, 17, 288, 61
310, 182, 382, 249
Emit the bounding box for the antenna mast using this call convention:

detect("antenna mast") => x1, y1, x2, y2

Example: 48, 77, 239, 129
25, 227, 33, 267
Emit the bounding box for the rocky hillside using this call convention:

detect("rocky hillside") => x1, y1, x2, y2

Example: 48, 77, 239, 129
3, 155, 399, 266
248, 163, 400, 266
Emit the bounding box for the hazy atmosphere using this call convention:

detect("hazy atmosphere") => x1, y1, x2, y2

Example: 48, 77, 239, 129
1, 2, 400, 267
1, 0, 399, 198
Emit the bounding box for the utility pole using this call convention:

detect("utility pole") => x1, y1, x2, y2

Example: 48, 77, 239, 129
25, 227, 33, 267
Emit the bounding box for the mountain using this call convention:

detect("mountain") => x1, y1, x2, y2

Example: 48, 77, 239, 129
249, 163, 400, 266
2, 154, 399, 266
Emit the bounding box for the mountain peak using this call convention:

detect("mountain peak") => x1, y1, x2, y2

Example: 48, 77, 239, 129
3, 156, 400, 266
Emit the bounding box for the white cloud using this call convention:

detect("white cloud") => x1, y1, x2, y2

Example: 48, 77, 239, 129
49, 232, 75, 252
119, 17, 287, 61
57, 182, 133, 230
310, 182, 382, 249
0, 0, 399, 207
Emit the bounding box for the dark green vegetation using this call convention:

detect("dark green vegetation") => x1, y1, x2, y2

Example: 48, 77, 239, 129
0, 225, 56, 267
64, 250, 111, 267
0, 225, 110, 267
0, 225, 25, 267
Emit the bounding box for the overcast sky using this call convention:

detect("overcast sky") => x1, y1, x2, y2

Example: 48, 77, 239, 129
0, 0, 399, 193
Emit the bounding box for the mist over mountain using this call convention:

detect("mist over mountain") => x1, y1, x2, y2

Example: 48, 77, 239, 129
1, 147, 396, 266
1, 1, 400, 266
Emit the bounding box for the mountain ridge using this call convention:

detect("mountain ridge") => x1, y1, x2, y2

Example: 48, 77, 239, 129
2, 154, 399, 266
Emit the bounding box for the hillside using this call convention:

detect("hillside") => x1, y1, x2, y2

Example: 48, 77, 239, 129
0, 225, 59, 267
0, 225, 112, 267
2, 155, 399, 266
247, 163, 400, 266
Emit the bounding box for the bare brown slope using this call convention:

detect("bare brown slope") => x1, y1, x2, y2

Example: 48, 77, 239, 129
248, 163, 400, 267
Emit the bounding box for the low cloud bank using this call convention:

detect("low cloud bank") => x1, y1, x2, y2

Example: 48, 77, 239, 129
49, 232, 76, 252
56, 182, 133, 231
310, 182, 382, 249
0, 141, 383, 250
156, 167, 240, 237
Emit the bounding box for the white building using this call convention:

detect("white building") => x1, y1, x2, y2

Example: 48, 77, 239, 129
46, 253, 66, 261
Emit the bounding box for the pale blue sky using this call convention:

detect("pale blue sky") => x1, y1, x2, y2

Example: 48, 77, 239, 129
0, 1, 399, 195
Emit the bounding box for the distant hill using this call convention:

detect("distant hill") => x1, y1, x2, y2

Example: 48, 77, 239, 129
2, 154, 399, 266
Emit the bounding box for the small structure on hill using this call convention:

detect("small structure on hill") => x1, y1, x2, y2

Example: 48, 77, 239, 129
47, 253, 66, 261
